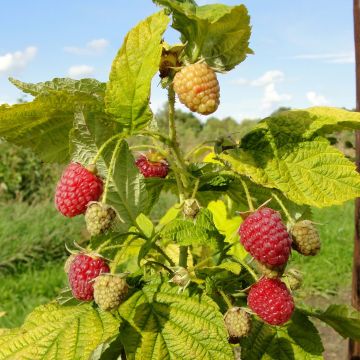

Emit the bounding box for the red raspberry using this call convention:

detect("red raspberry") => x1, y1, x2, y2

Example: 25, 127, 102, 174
247, 278, 294, 325
173, 63, 220, 115
55, 163, 103, 217
239, 207, 292, 267
68, 254, 110, 301
135, 154, 169, 178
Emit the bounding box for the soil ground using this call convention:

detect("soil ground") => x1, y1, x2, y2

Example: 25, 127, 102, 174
307, 289, 351, 360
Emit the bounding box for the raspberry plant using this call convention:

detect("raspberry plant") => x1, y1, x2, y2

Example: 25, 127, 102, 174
1, 1, 360, 359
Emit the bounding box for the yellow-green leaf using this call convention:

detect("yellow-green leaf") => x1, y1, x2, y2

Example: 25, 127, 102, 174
0, 303, 119, 360
105, 11, 169, 131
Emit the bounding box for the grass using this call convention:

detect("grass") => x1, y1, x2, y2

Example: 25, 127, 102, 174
0, 199, 355, 328
292, 201, 354, 294
0, 201, 85, 328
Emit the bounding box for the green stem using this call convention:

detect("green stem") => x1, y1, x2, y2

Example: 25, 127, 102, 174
240, 178, 254, 211
219, 290, 233, 309
154, 244, 176, 267
130, 144, 167, 155
271, 192, 294, 224
91, 133, 122, 165
102, 139, 122, 204
179, 246, 188, 268
168, 86, 191, 191
191, 178, 200, 199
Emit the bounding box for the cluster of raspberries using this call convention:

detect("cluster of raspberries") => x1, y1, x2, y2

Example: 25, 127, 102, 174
234, 206, 320, 330
54, 153, 169, 309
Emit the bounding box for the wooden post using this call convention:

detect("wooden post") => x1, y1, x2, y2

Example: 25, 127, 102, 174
350, 1, 360, 359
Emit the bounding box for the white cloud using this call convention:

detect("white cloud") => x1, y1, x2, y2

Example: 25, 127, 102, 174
64, 38, 109, 55
251, 70, 285, 87
262, 83, 292, 109
0, 46, 37, 75
306, 91, 329, 106
68, 65, 94, 78
292, 52, 354, 64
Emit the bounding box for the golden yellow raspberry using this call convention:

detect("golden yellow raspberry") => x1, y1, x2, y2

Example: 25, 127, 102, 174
291, 220, 321, 256
173, 63, 220, 115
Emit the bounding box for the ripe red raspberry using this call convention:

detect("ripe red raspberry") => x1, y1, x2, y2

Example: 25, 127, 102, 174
247, 278, 294, 325
173, 63, 220, 115
239, 207, 292, 267
135, 154, 169, 178
68, 254, 110, 301
55, 163, 103, 217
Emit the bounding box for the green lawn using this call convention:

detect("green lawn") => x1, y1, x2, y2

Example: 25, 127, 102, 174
0, 199, 355, 328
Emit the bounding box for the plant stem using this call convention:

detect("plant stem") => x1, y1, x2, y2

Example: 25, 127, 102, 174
154, 244, 176, 266
130, 144, 167, 155
167, 85, 189, 268
168, 85, 190, 191
271, 192, 294, 224
91, 133, 122, 165
219, 289, 233, 309
179, 246, 188, 268
102, 139, 122, 204
240, 178, 254, 211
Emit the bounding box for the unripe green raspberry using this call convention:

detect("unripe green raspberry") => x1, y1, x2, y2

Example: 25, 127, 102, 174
85, 202, 116, 236
173, 63, 220, 115
93, 274, 128, 311
284, 269, 303, 291
224, 307, 251, 340
255, 261, 285, 279
183, 198, 200, 219
291, 220, 320, 256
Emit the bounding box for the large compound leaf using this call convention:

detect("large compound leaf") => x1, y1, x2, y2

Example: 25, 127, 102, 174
9, 77, 106, 98
0, 303, 119, 360
154, 0, 252, 70
0, 91, 102, 163
0, 76, 106, 164
240, 312, 323, 360
105, 11, 169, 131
119, 279, 233, 360
102, 140, 149, 227
217, 107, 360, 208
301, 304, 360, 340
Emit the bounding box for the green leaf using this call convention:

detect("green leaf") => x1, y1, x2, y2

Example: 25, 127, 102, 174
221, 137, 360, 207
119, 279, 233, 360
301, 304, 360, 340
161, 208, 224, 250
216, 106, 360, 208
102, 140, 149, 228
0, 303, 120, 360
263, 106, 360, 139
136, 214, 154, 239
154, 1, 252, 70
70, 110, 121, 176
0, 89, 104, 163
9, 77, 106, 98
240, 312, 324, 360
105, 11, 169, 131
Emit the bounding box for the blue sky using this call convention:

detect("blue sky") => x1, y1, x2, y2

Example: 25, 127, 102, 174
0, 0, 355, 121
